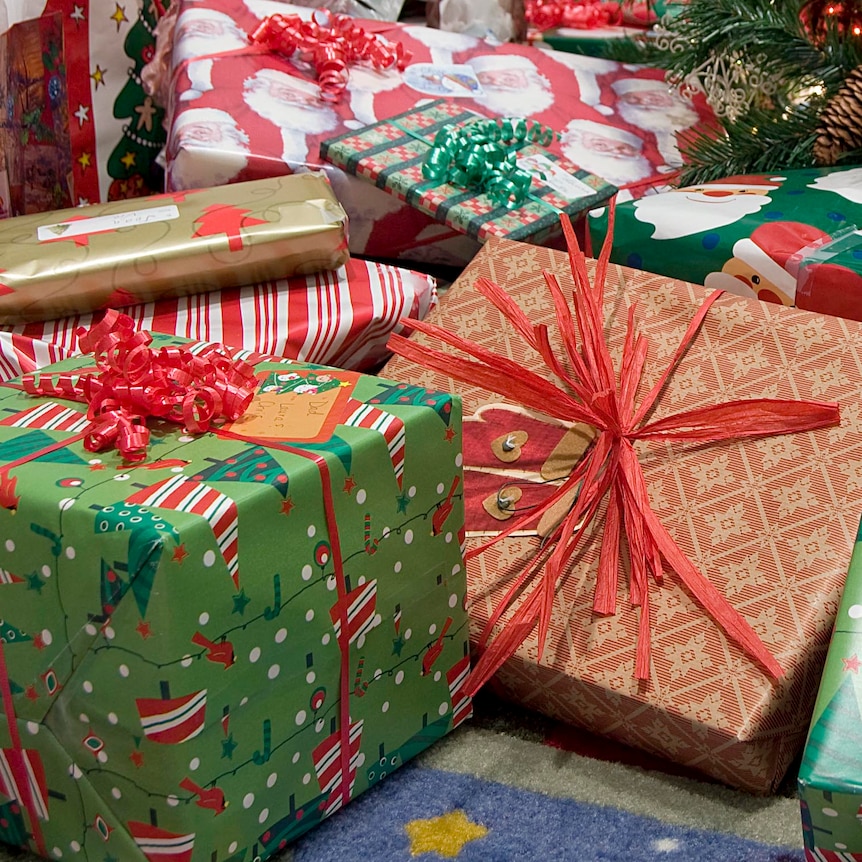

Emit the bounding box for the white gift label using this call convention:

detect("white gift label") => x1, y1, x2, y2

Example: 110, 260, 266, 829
37, 205, 180, 242
516, 154, 597, 200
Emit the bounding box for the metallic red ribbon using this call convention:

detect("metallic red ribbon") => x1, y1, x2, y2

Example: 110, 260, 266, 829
526, 0, 624, 31
20, 309, 257, 463
249, 11, 411, 102
387, 204, 841, 696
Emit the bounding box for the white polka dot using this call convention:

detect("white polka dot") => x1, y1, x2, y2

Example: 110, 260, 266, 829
82, 680, 93, 694
42, 565, 52, 578
59, 498, 76, 511
305, 609, 314, 622
26, 721, 39, 735
395, 670, 404, 685
103, 626, 115, 641
69, 842, 80, 853
837, 844, 848, 851
240, 697, 248, 706
301, 564, 313, 581
267, 772, 278, 788
823, 807, 839, 817
408, 485, 417, 498
4, 539, 14, 552
258, 808, 269, 824
171, 466, 184, 473
189, 757, 200, 771
167, 795, 180, 807
275, 627, 287, 643
449, 593, 459, 608
404, 529, 413, 545
51, 846, 62, 858
356, 489, 367, 504
84, 623, 97, 636
315, 718, 325, 733
849, 604, 862, 619
438, 702, 448, 716
180, 654, 193, 668
429, 623, 437, 635
107, 712, 118, 725
111, 787, 121, 799
268, 664, 280, 680
394, 561, 402, 573
374, 668, 383, 680
97, 751, 108, 764
381, 701, 390, 713
437, 482, 445, 494
307, 524, 316, 538
243, 793, 255, 809
434, 671, 441, 682
455, 454, 463, 467
452, 564, 461, 576
69, 764, 82, 780
229, 842, 238, 854
119, 664, 129, 677
198, 612, 209, 625
41, 629, 53, 646
65, 546, 75, 559
202, 550, 216, 567
355, 752, 366, 769
652, 838, 681, 852
357, 634, 366, 649
296, 710, 307, 725
358, 575, 366, 586
178, 435, 195, 443
404, 628, 412, 641
292, 751, 301, 764
306, 671, 316, 684
79, 713, 89, 723
326, 575, 337, 591
321, 633, 330, 645
445, 532, 452, 543
249, 647, 261, 663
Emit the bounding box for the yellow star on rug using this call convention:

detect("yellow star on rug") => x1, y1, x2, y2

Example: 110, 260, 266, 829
405, 809, 488, 858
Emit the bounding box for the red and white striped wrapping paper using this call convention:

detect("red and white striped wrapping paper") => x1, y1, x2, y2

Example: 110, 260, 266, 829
0, 257, 436, 380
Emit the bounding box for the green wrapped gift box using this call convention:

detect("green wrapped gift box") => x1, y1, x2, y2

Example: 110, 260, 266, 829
320, 100, 617, 246
798, 519, 862, 861
588, 166, 862, 321
0, 333, 470, 861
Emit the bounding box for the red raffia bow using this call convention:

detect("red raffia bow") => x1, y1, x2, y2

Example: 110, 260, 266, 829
20, 310, 257, 463
387, 205, 841, 696
249, 11, 411, 102
526, 0, 624, 32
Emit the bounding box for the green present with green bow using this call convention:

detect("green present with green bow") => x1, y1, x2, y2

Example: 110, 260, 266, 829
320, 100, 616, 246
0, 313, 471, 861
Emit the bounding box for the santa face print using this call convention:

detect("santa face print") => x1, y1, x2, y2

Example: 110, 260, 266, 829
177, 118, 248, 149
681, 186, 772, 203
619, 89, 675, 110
706, 256, 795, 306
477, 68, 529, 90
579, 131, 641, 159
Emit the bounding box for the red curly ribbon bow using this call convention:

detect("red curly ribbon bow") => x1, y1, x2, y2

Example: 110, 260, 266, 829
21, 309, 257, 463
387, 204, 841, 695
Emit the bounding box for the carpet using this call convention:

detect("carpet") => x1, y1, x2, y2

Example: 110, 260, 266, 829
0, 693, 805, 862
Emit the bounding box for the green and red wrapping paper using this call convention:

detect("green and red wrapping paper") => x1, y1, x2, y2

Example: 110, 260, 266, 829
0, 319, 470, 861
798, 519, 862, 861
320, 100, 617, 245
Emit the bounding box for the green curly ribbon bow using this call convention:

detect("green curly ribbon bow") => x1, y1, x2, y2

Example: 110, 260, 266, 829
422, 117, 557, 209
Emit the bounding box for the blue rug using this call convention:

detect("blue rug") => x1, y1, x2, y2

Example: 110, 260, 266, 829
293, 761, 803, 862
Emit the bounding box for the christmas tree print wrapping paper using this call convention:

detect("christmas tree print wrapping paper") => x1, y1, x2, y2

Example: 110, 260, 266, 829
0, 333, 471, 861
319, 100, 617, 246
163, 0, 713, 267
0, 172, 349, 325
0, 0, 169, 216
587, 166, 862, 322
798, 519, 862, 861
382, 236, 862, 794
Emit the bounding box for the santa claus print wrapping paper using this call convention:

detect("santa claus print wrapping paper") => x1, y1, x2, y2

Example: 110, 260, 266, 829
589, 166, 862, 321
0, 326, 471, 861
162, 0, 713, 266
0, 0, 169, 217
383, 235, 862, 793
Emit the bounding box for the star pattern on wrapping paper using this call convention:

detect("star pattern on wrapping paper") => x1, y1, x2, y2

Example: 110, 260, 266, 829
232, 589, 250, 616
90, 65, 107, 89
110, 3, 127, 29
343, 476, 357, 495
136, 621, 152, 639
74, 104, 90, 126
26, 572, 45, 593
32, 633, 47, 651
172, 544, 189, 563
404, 809, 488, 858
395, 491, 410, 514
78, 151, 92, 170
843, 653, 861, 673
280, 497, 295, 516
221, 733, 238, 759
129, 750, 144, 768
445, 426, 456, 442
25, 685, 39, 701
70, 5, 85, 22
120, 151, 136, 169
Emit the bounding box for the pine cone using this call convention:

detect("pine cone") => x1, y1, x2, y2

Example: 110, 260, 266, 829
814, 65, 862, 165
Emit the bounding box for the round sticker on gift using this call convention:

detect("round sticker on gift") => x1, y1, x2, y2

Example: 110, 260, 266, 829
403, 64, 484, 97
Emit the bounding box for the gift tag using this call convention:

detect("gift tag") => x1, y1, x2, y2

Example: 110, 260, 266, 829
491, 430, 528, 463
482, 485, 523, 521
541, 424, 594, 480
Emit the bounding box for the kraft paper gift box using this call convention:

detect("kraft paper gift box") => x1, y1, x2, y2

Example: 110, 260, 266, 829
0, 324, 471, 861
383, 235, 862, 794
0, 173, 349, 325
162, 0, 713, 265
320, 100, 617, 246
798, 520, 862, 861
588, 166, 862, 321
